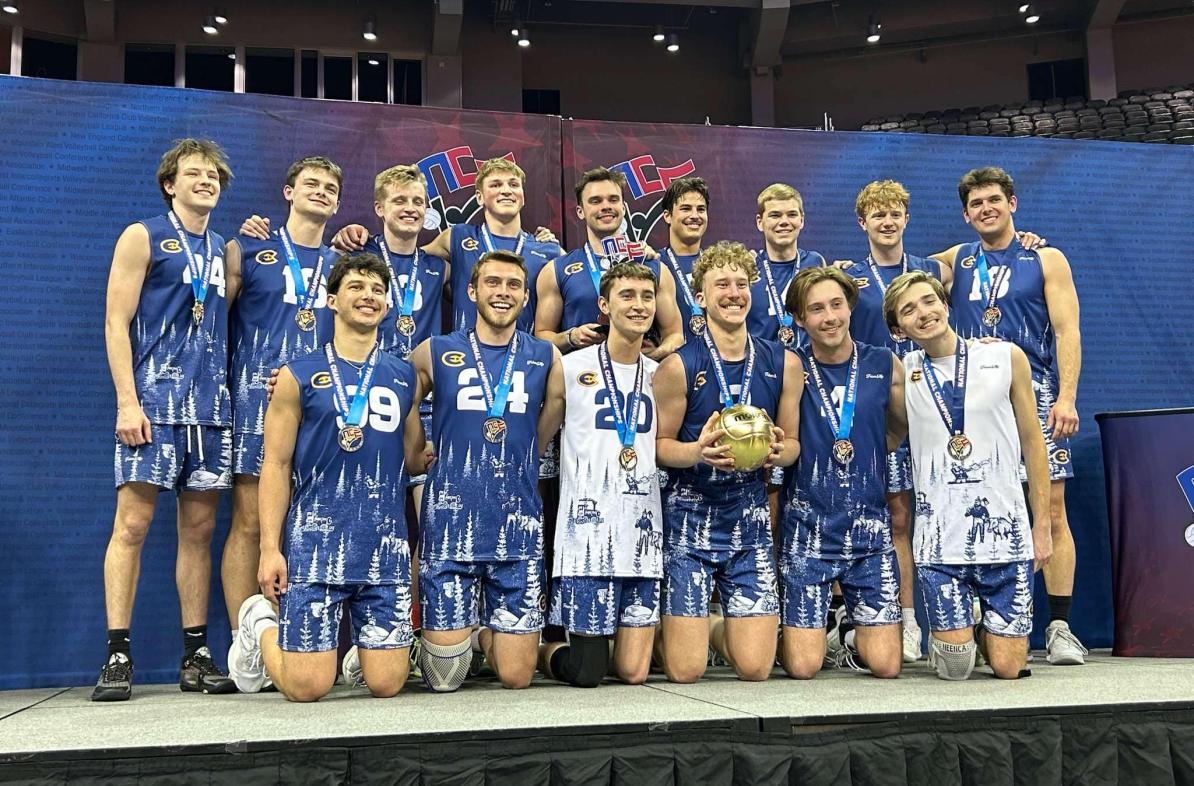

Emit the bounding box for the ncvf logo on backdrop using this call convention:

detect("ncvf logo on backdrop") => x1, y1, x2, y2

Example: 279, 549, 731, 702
608, 154, 696, 242
1177, 466, 1194, 548
415, 146, 517, 233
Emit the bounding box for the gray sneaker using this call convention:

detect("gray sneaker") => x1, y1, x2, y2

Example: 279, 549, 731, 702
902, 619, 923, 663
90, 653, 133, 702
1045, 620, 1088, 665
341, 645, 366, 688
228, 594, 276, 693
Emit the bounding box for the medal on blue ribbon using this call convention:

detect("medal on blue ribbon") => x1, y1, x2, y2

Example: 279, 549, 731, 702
467, 329, 521, 443
760, 255, 795, 345
974, 249, 1010, 328
666, 249, 705, 334
803, 345, 859, 465
279, 228, 326, 332
597, 342, 645, 471
168, 211, 214, 326
377, 238, 420, 352
582, 243, 609, 301
325, 342, 381, 452
703, 330, 756, 409
922, 338, 973, 460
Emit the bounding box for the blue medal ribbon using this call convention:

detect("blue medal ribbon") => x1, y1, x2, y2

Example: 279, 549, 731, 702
921, 338, 969, 437
279, 228, 325, 313
480, 224, 527, 258
803, 344, 859, 443
324, 342, 381, 427
376, 237, 420, 330
597, 342, 644, 450
582, 244, 609, 298
702, 330, 756, 409
865, 253, 907, 296
974, 249, 1011, 317
759, 255, 795, 333
467, 330, 521, 418
665, 249, 703, 321
167, 211, 213, 306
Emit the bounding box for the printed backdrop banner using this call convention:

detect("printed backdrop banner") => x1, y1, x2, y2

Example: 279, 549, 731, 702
1, 77, 1192, 689
0, 76, 561, 689
565, 118, 1194, 651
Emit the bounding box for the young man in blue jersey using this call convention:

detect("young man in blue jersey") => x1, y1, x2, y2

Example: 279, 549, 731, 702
654, 241, 801, 683
929, 168, 1086, 665
884, 271, 1053, 680
658, 177, 709, 347
228, 254, 428, 702
408, 250, 566, 691
540, 262, 664, 688
748, 183, 827, 350
97, 139, 237, 701
778, 266, 907, 679
221, 156, 342, 636
535, 167, 685, 362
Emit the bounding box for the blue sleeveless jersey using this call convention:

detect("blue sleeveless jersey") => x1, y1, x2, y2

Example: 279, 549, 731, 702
783, 342, 894, 562
449, 223, 559, 333
554, 245, 663, 330
361, 236, 446, 359
746, 249, 826, 348
231, 233, 334, 436
950, 239, 1054, 376
663, 336, 785, 551
842, 254, 939, 358
662, 248, 702, 343
421, 329, 554, 562
132, 214, 230, 426
283, 348, 416, 585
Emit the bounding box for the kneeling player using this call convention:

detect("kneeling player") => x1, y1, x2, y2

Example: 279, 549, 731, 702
541, 263, 664, 687
228, 254, 428, 701
884, 271, 1052, 680
654, 241, 800, 683
778, 268, 905, 679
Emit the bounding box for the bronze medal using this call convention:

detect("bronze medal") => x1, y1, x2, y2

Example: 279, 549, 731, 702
947, 433, 973, 461
338, 425, 365, 453
295, 308, 316, 332
689, 314, 706, 335
482, 416, 507, 444
778, 325, 796, 345
982, 306, 1002, 327
832, 438, 854, 466
619, 446, 638, 471
191, 300, 205, 326
397, 314, 416, 336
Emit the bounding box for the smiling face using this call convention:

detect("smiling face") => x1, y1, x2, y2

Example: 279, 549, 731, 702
164, 153, 222, 214
664, 190, 708, 246
695, 263, 751, 330
576, 179, 626, 239
469, 259, 527, 330
756, 197, 804, 252
478, 170, 525, 223
328, 270, 389, 330
375, 180, 427, 240
859, 202, 908, 252
795, 278, 853, 355
963, 183, 1017, 240
891, 280, 951, 345
600, 275, 657, 339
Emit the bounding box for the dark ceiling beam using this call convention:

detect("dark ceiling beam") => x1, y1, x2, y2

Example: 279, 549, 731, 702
1086, 0, 1127, 29
747, 0, 790, 67
83, 0, 115, 43
433, 0, 464, 56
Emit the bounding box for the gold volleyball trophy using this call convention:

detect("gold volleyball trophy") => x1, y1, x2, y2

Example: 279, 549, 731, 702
716, 404, 774, 471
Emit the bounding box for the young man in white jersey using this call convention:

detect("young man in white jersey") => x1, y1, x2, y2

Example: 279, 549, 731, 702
884, 271, 1052, 680
540, 262, 664, 687
928, 167, 1085, 665
97, 139, 236, 701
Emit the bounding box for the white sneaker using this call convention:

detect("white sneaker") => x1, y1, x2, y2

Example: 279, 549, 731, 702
824, 605, 847, 667
902, 620, 923, 663
1045, 620, 1088, 665
228, 594, 275, 693
341, 645, 366, 688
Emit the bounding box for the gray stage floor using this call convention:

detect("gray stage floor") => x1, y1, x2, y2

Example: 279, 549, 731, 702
3, 651, 1192, 758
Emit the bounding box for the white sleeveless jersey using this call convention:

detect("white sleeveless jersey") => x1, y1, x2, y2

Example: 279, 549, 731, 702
554, 345, 663, 578
903, 340, 1033, 565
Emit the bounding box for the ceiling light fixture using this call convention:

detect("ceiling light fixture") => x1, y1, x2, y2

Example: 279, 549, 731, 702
2, 1, 19, 13
1024, 4, 1040, 23
517, 28, 531, 47
362, 17, 378, 41
866, 16, 882, 44
213, 10, 228, 25
202, 15, 218, 35
653, 25, 665, 43
666, 32, 679, 52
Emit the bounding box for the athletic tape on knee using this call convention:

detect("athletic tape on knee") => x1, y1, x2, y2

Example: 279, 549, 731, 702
929, 637, 976, 681
420, 638, 472, 693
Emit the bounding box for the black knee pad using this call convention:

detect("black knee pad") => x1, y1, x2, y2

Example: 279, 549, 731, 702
550, 634, 609, 688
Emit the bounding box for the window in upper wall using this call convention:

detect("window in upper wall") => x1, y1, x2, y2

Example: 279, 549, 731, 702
1027, 58, 1087, 102
523, 88, 561, 116
358, 52, 387, 102
324, 55, 352, 100
393, 59, 422, 106
246, 48, 294, 97
185, 45, 234, 91
125, 43, 174, 87
300, 50, 318, 98
22, 33, 77, 80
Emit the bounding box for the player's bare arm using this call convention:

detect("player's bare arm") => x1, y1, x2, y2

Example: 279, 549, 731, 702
1009, 345, 1053, 572
654, 354, 732, 470
223, 239, 243, 305
1041, 247, 1082, 441
770, 351, 803, 468
886, 353, 909, 451
105, 223, 153, 447
646, 266, 685, 361
258, 366, 301, 602
534, 262, 600, 352
537, 347, 566, 450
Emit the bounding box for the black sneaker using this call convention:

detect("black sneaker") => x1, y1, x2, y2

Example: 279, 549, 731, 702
180, 646, 237, 694
91, 653, 133, 702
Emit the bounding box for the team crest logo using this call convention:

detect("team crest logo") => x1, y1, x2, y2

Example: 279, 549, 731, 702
440, 350, 466, 367
960, 255, 976, 269
577, 371, 598, 387
255, 249, 279, 265
606, 154, 697, 244
854, 277, 870, 289
159, 238, 182, 254
563, 261, 585, 276
462, 237, 479, 252
416, 146, 517, 234
1050, 448, 1071, 465
910, 369, 923, 383
311, 372, 332, 389
693, 370, 707, 390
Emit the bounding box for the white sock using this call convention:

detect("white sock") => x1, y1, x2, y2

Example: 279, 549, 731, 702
470, 627, 483, 653
902, 608, 917, 626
